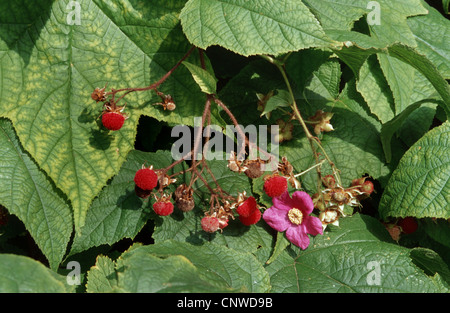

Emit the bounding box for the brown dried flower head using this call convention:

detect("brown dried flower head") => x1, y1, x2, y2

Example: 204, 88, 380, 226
174, 184, 195, 212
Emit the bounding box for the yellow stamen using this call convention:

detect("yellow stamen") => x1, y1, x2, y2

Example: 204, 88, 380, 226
288, 208, 303, 225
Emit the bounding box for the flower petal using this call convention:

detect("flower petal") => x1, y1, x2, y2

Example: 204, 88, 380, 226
286, 225, 310, 250
263, 206, 290, 232
291, 191, 314, 214
303, 215, 323, 236
272, 191, 295, 212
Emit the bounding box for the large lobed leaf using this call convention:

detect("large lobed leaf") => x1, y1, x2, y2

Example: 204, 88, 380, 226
0, 0, 210, 233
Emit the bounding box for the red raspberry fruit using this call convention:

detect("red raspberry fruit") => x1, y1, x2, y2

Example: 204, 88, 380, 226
239, 208, 261, 226
236, 196, 257, 218
102, 112, 126, 131
398, 217, 418, 234
264, 176, 287, 198
153, 201, 174, 216
134, 167, 158, 191
201, 216, 220, 233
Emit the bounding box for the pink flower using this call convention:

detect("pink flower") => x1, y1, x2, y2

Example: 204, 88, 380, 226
263, 191, 323, 250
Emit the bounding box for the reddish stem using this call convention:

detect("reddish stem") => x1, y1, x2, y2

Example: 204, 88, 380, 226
107, 46, 196, 105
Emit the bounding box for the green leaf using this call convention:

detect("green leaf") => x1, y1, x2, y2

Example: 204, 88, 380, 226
190, 158, 254, 203
183, 61, 217, 94
260, 89, 291, 117
367, 0, 428, 47
282, 79, 390, 191
70, 150, 182, 255
331, 37, 450, 118
407, 1, 450, 79
219, 56, 389, 191
410, 247, 450, 286
397, 70, 441, 147
266, 214, 449, 292
325, 30, 384, 79
0, 254, 73, 292
179, 0, 330, 56
0, 0, 213, 233
153, 209, 274, 254
303, 0, 428, 46
265, 232, 290, 265
356, 55, 395, 123
386, 44, 450, 117
85, 255, 118, 293
377, 54, 415, 114
379, 121, 450, 219
86, 244, 237, 292
139, 240, 271, 292
303, 57, 342, 107
219, 59, 287, 126
0, 118, 72, 270
422, 218, 450, 250
380, 99, 442, 163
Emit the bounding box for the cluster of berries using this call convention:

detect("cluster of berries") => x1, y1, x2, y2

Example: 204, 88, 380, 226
201, 154, 299, 233
200, 156, 303, 234
134, 165, 192, 216
201, 192, 262, 233
199, 155, 302, 234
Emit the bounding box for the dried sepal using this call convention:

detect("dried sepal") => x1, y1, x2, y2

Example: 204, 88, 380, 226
308, 110, 334, 135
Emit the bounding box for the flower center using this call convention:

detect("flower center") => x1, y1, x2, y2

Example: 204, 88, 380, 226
288, 208, 303, 225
